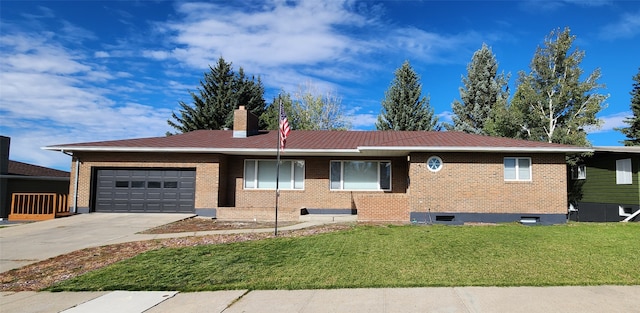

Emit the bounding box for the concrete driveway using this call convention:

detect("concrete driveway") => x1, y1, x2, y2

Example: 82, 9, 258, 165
0, 213, 193, 273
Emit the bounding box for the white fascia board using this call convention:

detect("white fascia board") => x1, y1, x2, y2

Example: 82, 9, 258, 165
357, 146, 594, 154
43, 145, 593, 155
42, 146, 361, 156
594, 146, 640, 154
0, 175, 69, 181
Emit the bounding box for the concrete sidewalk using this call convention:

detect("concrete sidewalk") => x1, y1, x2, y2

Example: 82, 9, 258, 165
0, 213, 195, 272
2, 286, 638, 313
0, 213, 327, 273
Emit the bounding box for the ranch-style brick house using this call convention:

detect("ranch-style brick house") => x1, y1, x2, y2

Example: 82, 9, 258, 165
45, 107, 591, 224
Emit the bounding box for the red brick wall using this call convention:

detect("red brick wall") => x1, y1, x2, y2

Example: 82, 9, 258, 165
69, 151, 568, 221
227, 156, 408, 221
216, 206, 298, 222
354, 194, 409, 221
408, 152, 567, 215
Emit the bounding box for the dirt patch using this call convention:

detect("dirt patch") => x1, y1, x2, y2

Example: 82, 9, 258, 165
0, 224, 352, 292
140, 217, 298, 234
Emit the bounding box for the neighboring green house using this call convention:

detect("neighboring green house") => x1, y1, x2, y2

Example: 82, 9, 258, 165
569, 146, 640, 222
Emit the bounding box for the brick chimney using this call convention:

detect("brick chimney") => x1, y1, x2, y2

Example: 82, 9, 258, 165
233, 106, 259, 138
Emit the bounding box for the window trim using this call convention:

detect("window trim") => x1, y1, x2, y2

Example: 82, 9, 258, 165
571, 164, 586, 180
427, 156, 443, 172
330, 160, 392, 191
503, 157, 532, 182
616, 158, 632, 185
244, 159, 305, 190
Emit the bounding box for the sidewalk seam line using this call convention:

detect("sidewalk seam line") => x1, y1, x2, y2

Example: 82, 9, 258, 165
453, 287, 475, 313
221, 289, 251, 312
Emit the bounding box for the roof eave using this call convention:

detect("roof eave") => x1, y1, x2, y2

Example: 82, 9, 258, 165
358, 146, 594, 154
43, 146, 364, 156
43, 145, 593, 155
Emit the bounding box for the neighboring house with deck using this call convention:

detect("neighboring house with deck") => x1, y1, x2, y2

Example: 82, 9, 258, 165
568, 146, 640, 222
44, 107, 591, 224
1, 136, 70, 220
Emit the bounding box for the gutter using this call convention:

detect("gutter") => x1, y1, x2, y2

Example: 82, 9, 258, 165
43, 146, 593, 155
62, 150, 79, 214
0, 175, 69, 181
358, 146, 594, 154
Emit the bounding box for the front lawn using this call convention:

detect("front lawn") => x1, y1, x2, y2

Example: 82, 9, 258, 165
49, 222, 640, 291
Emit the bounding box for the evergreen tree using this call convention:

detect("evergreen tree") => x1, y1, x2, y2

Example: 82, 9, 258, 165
616, 68, 640, 146
230, 67, 266, 127
503, 27, 606, 146
168, 57, 265, 134
446, 44, 509, 134
261, 92, 300, 130
376, 61, 439, 131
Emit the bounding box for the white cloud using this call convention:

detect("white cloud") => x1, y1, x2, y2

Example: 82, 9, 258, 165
145, 0, 491, 98
349, 113, 378, 130
438, 111, 455, 124
142, 49, 171, 60
0, 30, 173, 170
161, 0, 368, 71
600, 10, 640, 40
586, 111, 630, 134
94, 51, 110, 58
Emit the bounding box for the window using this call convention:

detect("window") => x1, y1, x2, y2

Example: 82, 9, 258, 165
244, 160, 304, 190
571, 164, 586, 180
330, 160, 391, 191
115, 181, 129, 188
164, 181, 178, 188
131, 181, 145, 188
427, 156, 443, 172
616, 158, 632, 185
147, 181, 161, 188
504, 157, 531, 181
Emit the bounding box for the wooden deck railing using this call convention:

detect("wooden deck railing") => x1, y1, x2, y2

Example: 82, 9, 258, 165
9, 193, 70, 221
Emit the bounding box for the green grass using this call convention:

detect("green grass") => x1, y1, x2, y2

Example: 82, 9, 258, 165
49, 223, 640, 291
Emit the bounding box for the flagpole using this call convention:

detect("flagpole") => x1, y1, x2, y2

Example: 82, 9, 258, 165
274, 99, 281, 236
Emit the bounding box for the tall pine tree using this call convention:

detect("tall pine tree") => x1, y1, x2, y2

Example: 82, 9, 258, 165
446, 44, 509, 134
168, 57, 265, 134
376, 61, 439, 131
617, 68, 640, 146
503, 28, 606, 146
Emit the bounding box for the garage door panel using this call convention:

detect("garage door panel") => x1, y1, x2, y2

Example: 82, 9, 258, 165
162, 192, 178, 200
180, 181, 195, 188
95, 169, 196, 213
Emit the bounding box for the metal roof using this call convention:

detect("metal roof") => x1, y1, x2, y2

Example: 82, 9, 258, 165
44, 130, 593, 156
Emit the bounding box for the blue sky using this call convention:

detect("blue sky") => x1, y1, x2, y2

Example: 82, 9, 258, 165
1, 0, 638, 171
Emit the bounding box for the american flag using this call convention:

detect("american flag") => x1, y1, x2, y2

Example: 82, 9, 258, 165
279, 102, 291, 150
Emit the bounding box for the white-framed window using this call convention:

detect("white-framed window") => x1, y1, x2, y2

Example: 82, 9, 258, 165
616, 158, 632, 185
504, 157, 531, 181
244, 160, 304, 190
571, 164, 586, 180
427, 156, 443, 172
330, 160, 391, 191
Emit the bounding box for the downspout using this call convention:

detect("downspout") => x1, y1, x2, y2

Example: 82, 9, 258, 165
63, 151, 79, 214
